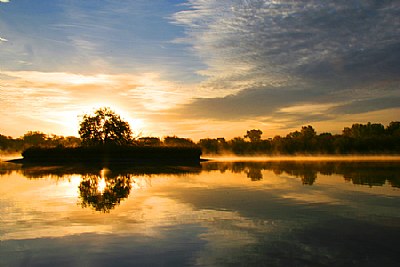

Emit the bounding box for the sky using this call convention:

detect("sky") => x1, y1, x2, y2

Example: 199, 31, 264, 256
1, 0, 399, 140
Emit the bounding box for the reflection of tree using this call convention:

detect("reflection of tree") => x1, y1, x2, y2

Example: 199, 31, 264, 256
300, 171, 317, 185
16, 163, 201, 179
201, 161, 400, 187
343, 173, 386, 187
79, 173, 132, 212
9, 163, 202, 212
0, 162, 19, 176
245, 167, 263, 181
281, 165, 317, 185
338, 162, 400, 188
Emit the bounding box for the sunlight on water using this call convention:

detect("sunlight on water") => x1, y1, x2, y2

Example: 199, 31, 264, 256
97, 178, 107, 193
1, 159, 400, 266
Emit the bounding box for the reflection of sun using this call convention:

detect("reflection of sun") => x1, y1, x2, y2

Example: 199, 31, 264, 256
98, 168, 109, 193
97, 177, 107, 193
61, 176, 81, 198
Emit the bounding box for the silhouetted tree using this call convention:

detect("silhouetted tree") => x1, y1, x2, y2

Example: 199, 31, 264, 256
0, 134, 19, 151
300, 125, 317, 152
245, 129, 263, 142
316, 133, 334, 153
198, 138, 229, 154
79, 107, 132, 146
23, 131, 47, 146
198, 138, 219, 154
386, 121, 400, 136
138, 137, 161, 146
229, 137, 248, 154
163, 136, 195, 147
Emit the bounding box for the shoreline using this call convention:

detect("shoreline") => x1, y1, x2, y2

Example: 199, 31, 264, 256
201, 154, 400, 162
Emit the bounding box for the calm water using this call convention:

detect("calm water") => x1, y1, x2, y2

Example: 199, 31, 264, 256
1, 158, 400, 266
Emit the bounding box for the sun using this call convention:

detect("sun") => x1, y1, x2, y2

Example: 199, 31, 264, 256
86, 105, 146, 135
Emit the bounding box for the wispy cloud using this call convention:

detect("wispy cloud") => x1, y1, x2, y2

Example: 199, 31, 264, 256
174, 0, 400, 89
172, 0, 400, 130
0, 36, 8, 42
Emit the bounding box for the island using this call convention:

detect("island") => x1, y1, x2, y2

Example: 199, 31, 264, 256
13, 108, 202, 166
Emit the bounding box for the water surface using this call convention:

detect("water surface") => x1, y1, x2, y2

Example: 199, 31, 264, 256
1, 159, 400, 266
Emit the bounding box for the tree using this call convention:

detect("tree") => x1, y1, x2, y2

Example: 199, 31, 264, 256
229, 137, 248, 154
79, 107, 133, 146
163, 136, 195, 147
300, 125, 317, 152
245, 129, 263, 142
23, 131, 47, 146
386, 121, 400, 136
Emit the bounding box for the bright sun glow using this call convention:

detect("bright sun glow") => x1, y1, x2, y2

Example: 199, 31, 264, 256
97, 177, 107, 194
98, 168, 109, 193
75, 104, 147, 136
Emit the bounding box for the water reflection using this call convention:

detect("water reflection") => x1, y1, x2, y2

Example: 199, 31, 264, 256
3, 160, 400, 190
79, 171, 132, 212
4, 162, 202, 212
203, 161, 400, 187
18, 163, 201, 179
1, 160, 400, 213
1, 159, 400, 266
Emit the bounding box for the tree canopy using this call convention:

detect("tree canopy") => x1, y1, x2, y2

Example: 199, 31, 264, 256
245, 129, 263, 142
79, 107, 133, 146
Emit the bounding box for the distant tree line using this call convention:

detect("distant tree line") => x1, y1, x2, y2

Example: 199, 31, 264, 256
198, 122, 400, 155
0, 131, 81, 153
0, 131, 197, 153
1, 106, 399, 156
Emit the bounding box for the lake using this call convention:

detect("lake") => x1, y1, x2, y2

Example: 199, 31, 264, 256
1, 157, 400, 266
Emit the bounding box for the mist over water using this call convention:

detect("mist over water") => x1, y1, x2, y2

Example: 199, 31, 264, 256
204, 154, 400, 162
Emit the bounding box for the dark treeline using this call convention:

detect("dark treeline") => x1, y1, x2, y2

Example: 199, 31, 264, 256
0, 131, 81, 152
1, 121, 400, 155
199, 122, 400, 155
0, 132, 197, 153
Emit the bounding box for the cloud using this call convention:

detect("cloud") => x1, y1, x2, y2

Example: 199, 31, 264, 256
0, 1, 203, 81
175, 80, 400, 119
0, 0, 10, 3
0, 71, 198, 112
0, 37, 8, 42
0, 70, 203, 137
171, 0, 400, 128
329, 96, 400, 115
174, 0, 400, 89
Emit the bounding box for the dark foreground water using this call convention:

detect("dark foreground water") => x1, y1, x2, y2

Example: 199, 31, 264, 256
1, 158, 400, 266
